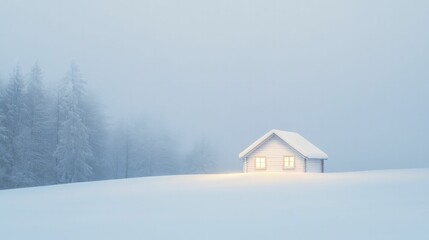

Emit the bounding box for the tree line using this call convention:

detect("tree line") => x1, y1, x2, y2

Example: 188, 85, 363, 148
0, 63, 217, 189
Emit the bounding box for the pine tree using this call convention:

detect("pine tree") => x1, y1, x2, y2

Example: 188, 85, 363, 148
81, 96, 107, 180
0, 96, 12, 188
25, 63, 55, 184
2, 67, 31, 186
55, 63, 93, 183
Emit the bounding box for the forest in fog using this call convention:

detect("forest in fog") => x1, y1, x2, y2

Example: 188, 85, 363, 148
0, 63, 217, 189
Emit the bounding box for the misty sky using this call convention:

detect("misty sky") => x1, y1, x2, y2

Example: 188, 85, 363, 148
1, 0, 428, 172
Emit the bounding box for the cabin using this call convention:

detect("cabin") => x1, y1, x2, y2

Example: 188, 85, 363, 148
239, 129, 328, 173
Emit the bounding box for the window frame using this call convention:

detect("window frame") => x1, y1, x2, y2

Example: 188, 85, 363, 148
283, 156, 295, 170
255, 156, 267, 170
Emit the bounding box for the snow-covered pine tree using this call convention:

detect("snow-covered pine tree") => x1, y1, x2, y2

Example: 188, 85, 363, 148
25, 63, 56, 184
81, 95, 108, 180
0, 92, 12, 189
2, 67, 32, 186
55, 63, 93, 183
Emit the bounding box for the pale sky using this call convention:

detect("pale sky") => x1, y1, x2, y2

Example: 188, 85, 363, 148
1, 0, 428, 172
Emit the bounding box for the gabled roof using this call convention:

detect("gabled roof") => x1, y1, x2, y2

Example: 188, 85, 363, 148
239, 129, 328, 159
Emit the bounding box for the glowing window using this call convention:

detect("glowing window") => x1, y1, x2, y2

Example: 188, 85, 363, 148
284, 156, 295, 169
255, 157, 266, 170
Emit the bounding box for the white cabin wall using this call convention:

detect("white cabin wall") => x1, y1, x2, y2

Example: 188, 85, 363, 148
246, 135, 305, 173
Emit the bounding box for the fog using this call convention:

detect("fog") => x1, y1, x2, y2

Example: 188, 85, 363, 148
1, 0, 428, 172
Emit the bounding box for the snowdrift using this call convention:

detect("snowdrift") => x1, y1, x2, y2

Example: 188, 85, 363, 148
1, 169, 428, 240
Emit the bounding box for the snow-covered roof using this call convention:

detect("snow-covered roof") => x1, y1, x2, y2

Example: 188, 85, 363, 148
239, 129, 328, 159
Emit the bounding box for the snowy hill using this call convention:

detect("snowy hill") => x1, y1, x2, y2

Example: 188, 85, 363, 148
1, 169, 428, 240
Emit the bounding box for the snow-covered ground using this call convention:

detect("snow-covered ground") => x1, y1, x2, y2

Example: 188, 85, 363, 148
1, 169, 428, 240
